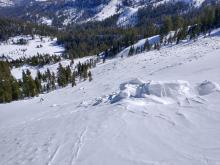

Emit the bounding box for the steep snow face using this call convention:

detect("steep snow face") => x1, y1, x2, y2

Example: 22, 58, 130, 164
0, 29, 220, 165
117, 7, 138, 27
91, 0, 121, 21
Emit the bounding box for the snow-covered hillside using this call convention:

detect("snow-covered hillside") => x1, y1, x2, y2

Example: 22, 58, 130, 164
0, 29, 220, 165
89, 0, 206, 26
0, 0, 208, 26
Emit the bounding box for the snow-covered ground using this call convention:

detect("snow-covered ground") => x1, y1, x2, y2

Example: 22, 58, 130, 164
0, 29, 220, 165
0, 35, 64, 60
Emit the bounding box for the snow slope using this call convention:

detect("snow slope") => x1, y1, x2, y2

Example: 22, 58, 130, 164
90, 0, 206, 25
0, 0, 208, 26
117, 7, 138, 27
92, 0, 121, 21
0, 29, 220, 165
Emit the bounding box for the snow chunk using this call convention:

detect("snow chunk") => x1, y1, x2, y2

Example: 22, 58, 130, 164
113, 78, 146, 101
111, 79, 220, 104
197, 80, 220, 95
144, 80, 194, 98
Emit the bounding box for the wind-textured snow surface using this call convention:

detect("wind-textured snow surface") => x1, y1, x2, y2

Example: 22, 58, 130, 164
1, 29, 220, 165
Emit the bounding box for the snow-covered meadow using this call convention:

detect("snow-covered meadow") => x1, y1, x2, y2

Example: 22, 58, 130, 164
0, 29, 220, 165
0, 35, 64, 60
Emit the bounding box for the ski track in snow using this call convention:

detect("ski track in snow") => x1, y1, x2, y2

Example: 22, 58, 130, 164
70, 128, 87, 165
47, 145, 61, 165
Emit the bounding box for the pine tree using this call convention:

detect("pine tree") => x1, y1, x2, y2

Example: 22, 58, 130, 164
57, 63, 67, 87
201, 7, 215, 35
88, 71, 92, 82
35, 77, 42, 94
37, 70, 42, 80
82, 68, 88, 81
176, 24, 188, 44
28, 75, 37, 97
51, 72, 56, 90
11, 80, 20, 100
0, 61, 14, 103
128, 46, 135, 56
65, 65, 72, 83
173, 16, 184, 30
71, 71, 76, 87
190, 24, 200, 41
22, 70, 38, 97
144, 39, 151, 51
214, 6, 220, 26
161, 16, 173, 35
22, 70, 29, 97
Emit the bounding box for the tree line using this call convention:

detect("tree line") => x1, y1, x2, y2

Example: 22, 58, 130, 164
0, 58, 96, 103
8, 54, 62, 68
0, 17, 58, 41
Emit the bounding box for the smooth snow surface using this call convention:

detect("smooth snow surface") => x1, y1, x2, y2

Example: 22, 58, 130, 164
1, 29, 220, 165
